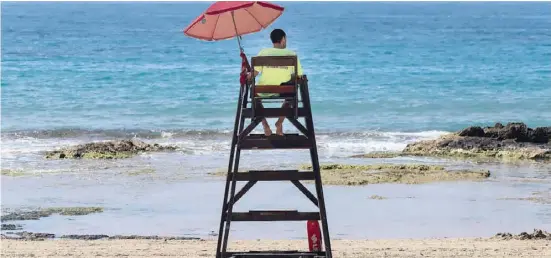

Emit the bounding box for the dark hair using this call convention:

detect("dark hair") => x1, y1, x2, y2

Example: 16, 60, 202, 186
270, 29, 286, 44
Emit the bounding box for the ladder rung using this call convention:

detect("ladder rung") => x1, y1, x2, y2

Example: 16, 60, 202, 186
240, 134, 311, 150
226, 251, 326, 257
242, 108, 307, 118
234, 170, 315, 181
230, 210, 320, 221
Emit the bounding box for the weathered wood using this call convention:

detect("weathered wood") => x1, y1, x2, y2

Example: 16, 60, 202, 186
251, 56, 297, 67
226, 251, 326, 258
230, 210, 320, 221
233, 170, 315, 181
226, 181, 257, 207
217, 74, 332, 258
242, 108, 307, 118
253, 85, 296, 94
239, 134, 311, 149
291, 180, 319, 207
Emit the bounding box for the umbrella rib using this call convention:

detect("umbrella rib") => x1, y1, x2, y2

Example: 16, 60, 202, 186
244, 8, 263, 29
211, 14, 221, 40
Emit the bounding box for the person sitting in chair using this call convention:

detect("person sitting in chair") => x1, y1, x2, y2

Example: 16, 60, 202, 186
247, 29, 304, 136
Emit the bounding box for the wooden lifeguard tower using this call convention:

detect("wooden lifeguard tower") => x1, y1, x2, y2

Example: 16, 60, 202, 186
215, 56, 333, 258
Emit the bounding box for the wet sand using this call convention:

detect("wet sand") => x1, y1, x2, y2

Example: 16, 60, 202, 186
2, 238, 550, 257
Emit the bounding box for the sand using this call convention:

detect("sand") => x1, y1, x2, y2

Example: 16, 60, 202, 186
2, 238, 550, 257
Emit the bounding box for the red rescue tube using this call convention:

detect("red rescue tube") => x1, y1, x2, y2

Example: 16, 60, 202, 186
307, 220, 322, 251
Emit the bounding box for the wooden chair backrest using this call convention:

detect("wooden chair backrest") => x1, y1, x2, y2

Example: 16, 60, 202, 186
251, 56, 298, 95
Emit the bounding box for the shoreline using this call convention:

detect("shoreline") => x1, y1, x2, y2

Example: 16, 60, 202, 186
2, 237, 550, 258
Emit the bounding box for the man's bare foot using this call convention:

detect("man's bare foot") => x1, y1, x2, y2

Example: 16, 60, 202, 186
275, 121, 284, 136
263, 125, 272, 136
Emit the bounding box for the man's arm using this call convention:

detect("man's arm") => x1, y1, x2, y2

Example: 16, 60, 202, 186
247, 70, 259, 80
296, 55, 304, 78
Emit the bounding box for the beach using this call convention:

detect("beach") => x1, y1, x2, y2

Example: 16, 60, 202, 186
3, 238, 551, 257
2, 2, 551, 257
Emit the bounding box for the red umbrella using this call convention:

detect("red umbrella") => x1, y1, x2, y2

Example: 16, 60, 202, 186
183, 1, 285, 84
184, 1, 284, 50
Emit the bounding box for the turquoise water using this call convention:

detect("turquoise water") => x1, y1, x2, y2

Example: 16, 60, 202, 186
2, 2, 551, 133
1, 2, 551, 239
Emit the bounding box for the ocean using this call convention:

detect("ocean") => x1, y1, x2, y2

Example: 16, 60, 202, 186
1, 1, 551, 239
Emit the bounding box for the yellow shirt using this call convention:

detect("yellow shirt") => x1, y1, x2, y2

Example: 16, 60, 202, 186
254, 48, 303, 86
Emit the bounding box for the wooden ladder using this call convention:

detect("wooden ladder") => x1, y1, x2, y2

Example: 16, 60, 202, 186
215, 57, 332, 258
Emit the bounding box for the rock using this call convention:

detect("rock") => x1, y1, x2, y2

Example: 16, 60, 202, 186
60, 234, 109, 240
1, 207, 104, 222
1, 224, 22, 230
403, 135, 550, 161
108, 235, 200, 240
351, 152, 402, 158
499, 122, 530, 141
494, 229, 551, 240
298, 163, 490, 185
403, 122, 551, 162
368, 195, 387, 200
4, 232, 201, 241
44, 207, 104, 216
531, 127, 551, 143
1, 169, 26, 176
458, 126, 485, 137
1, 210, 53, 222
15, 231, 55, 241
45, 139, 177, 159
482, 122, 542, 142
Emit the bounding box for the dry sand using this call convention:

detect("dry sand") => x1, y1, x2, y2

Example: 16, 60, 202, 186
2, 238, 550, 257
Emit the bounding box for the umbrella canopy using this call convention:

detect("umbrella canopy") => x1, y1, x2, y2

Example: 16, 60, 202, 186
183, 1, 284, 42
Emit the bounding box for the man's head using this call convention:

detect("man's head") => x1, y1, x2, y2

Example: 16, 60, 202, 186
270, 29, 286, 49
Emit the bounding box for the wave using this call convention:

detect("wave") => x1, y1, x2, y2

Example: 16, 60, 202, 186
1, 128, 232, 140
1, 128, 449, 160
1, 128, 449, 140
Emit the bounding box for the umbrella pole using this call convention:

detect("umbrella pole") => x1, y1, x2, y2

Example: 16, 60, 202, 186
231, 11, 244, 53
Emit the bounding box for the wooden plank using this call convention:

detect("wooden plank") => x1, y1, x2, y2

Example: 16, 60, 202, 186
233, 170, 315, 181
225, 251, 326, 258
230, 210, 320, 221
239, 134, 311, 150
291, 180, 319, 206
253, 85, 296, 94
227, 181, 257, 207
252, 56, 297, 67
242, 108, 307, 118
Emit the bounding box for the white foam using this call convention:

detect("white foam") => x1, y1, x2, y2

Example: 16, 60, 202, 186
160, 131, 175, 138
381, 130, 449, 138
316, 130, 449, 158
0, 130, 449, 163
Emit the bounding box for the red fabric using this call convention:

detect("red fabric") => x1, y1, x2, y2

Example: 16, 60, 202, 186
205, 1, 284, 15
205, 1, 255, 15
183, 1, 284, 87
183, 1, 284, 41
239, 52, 251, 85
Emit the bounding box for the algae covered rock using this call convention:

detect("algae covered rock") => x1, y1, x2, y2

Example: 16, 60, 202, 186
45, 139, 177, 159
494, 229, 551, 240
402, 122, 551, 161
351, 152, 402, 159
458, 126, 485, 137
480, 122, 551, 143
1, 224, 22, 230
300, 163, 490, 185
0, 169, 26, 177
1, 207, 104, 222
